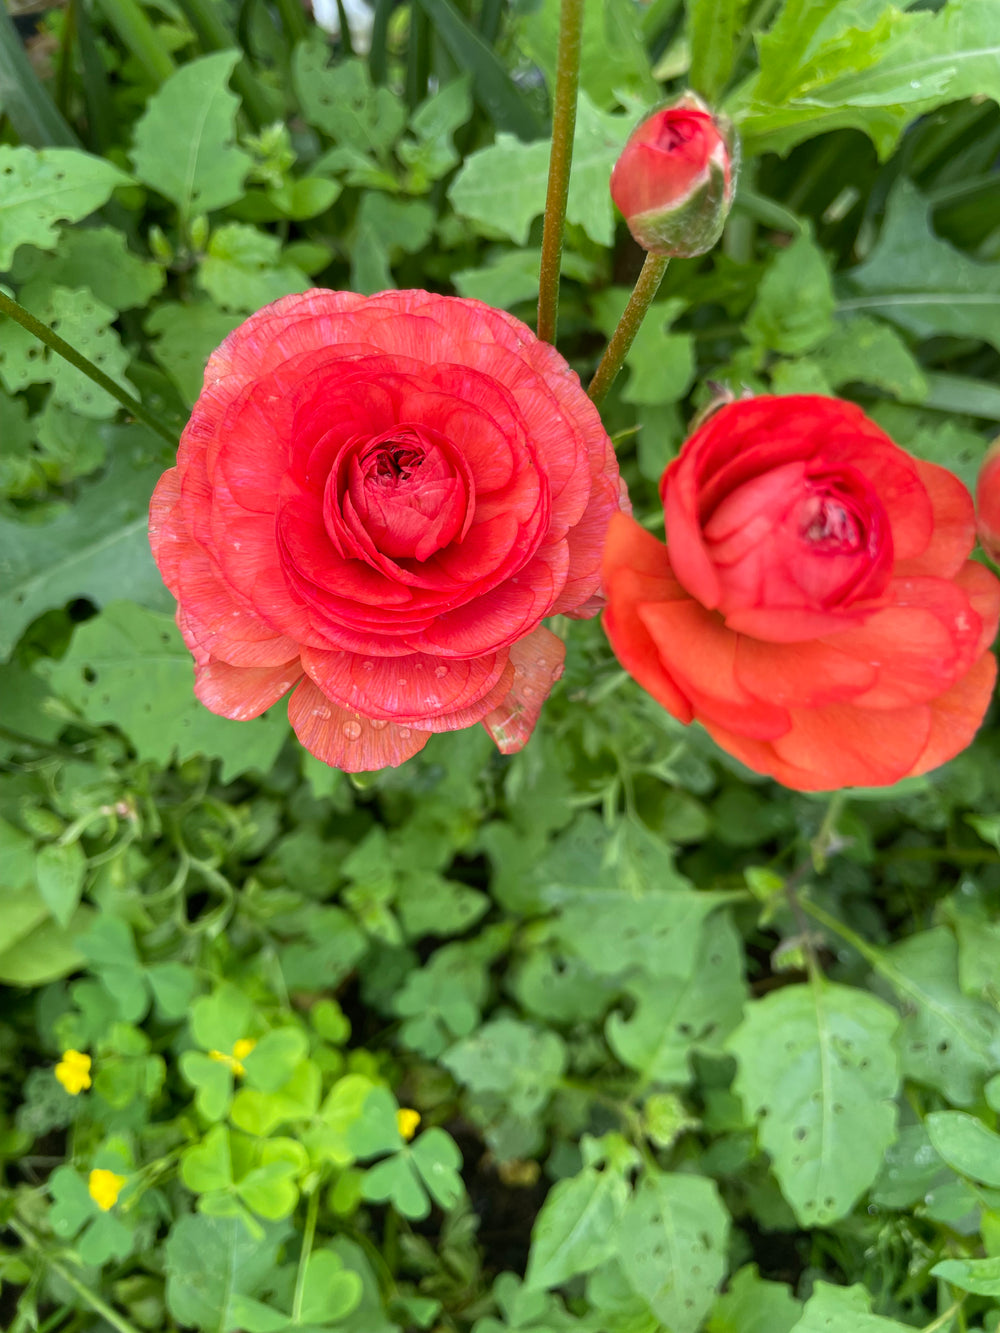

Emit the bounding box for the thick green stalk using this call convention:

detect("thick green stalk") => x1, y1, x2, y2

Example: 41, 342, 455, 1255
0, 291, 176, 445
536, 0, 584, 345
587, 253, 670, 409
93, 0, 176, 85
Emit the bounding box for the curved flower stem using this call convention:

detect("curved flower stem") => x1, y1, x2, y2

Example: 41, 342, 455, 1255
0, 291, 176, 445
10, 1219, 142, 1333
292, 1187, 320, 1323
536, 0, 585, 345
587, 252, 669, 409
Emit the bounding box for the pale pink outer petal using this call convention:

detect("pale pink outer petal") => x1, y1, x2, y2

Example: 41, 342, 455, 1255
288, 676, 430, 771
482, 625, 566, 754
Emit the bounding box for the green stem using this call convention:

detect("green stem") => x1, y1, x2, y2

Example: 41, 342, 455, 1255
587, 252, 670, 408
292, 1188, 320, 1323
0, 291, 176, 445
921, 1297, 965, 1333
536, 0, 585, 344
274, 0, 311, 47
10, 1220, 143, 1333
92, 0, 176, 85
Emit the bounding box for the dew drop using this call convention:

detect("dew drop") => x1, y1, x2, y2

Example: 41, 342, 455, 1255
434, 664, 449, 678
398, 727, 412, 738
398, 678, 408, 688
312, 705, 332, 719
362, 660, 375, 671
343, 720, 362, 740
535, 657, 549, 669
369, 718, 388, 730
522, 685, 536, 699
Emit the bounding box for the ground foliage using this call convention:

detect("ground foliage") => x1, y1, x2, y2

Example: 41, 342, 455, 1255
1, 0, 1000, 1330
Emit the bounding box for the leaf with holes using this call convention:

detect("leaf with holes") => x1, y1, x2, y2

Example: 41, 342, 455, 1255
726, 979, 900, 1227
0, 447, 170, 660
146, 302, 243, 406
618, 1168, 729, 1333
875, 927, 1000, 1105
0, 145, 129, 269
43, 602, 289, 780
441, 1017, 567, 1119
12, 226, 165, 313
707, 1264, 802, 1333
0, 282, 134, 418
789, 1282, 914, 1332
607, 912, 747, 1085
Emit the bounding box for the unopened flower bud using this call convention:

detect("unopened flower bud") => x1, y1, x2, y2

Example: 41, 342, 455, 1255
610, 93, 737, 258
976, 437, 1000, 563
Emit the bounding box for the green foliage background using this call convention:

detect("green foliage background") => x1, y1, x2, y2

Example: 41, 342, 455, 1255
2, 0, 1000, 1330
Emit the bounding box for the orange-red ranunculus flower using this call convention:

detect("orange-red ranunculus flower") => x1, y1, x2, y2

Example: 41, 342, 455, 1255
602, 396, 1000, 791
976, 437, 1000, 564
149, 290, 625, 771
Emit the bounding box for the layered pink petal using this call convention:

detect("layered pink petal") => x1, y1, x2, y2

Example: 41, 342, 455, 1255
483, 626, 566, 754
288, 676, 430, 771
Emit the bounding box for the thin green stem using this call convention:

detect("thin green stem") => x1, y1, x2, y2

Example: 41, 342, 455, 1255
587, 253, 670, 408
10, 1220, 142, 1333
0, 292, 176, 445
92, 0, 175, 85
921, 1297, 965, 1333
292, 1188, 321, 1323
536, 0, 585, 344
274, 0, 311, 46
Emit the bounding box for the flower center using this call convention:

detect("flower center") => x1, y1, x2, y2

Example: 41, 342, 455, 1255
367, 441, 424, 484
799, 494, 863, 551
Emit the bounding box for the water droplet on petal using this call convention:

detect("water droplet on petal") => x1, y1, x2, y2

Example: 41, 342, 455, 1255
522, 685, 536, 699
369, 718, 388, 731
535, 657, 549, 669
343, 720, 362, 740
362, 660, 375, 671
398, 727, 411, 738
434, 664, 449, 678
398, 678, 408, 688
312, 705, 332, 719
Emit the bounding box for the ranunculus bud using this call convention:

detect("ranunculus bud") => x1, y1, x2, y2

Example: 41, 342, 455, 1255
610, 93, 737, 258
977, 438, 1000, 564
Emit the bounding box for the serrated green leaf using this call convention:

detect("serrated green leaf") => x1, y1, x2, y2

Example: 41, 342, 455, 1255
519, 0, 656, 111
146, 301, 243, 405
294, 41, 406, 157
0, 282, 134, 418
197, 223, 310, 312
131, 51, 252, 219
606, 912, 747, 1085
875, 926, 1000, 1105
789, 1282, 913, 1332
844, 179, 1000, 352
0, 146, 128, 269
449, 95, 630, 247
12, 226, 164, 312
592, 293, 695, 405
811, 314, 927, 400
707, 1264, 802, 1333
0, 448, 169, 660
619, 1170, 730, 1333
442, 1017, 566, 1118
45, 603, 289, 780
747, 228, 835, 356
727, 979, 900, 1226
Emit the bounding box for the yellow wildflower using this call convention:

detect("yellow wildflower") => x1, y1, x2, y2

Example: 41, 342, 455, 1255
88, 1169, 126, 1211
208, 1038, 256, 1077
396, 1108, 421, 1141
55, 1050, 92, 1096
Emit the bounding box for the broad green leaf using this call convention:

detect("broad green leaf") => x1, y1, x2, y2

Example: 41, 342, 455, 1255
0, 448, 170, 660
0, 907, 91, 985
870, 1124, 947, 1209
197, 223, 310, 312
607, 912, 747, 1085
688, 0, 752, 101
0, 146, 128, 269
394, 872, 488, 939
35, 841, 86, 928
874, 927, 1000, 1105
146, 301, 243, 405
45, 603, 289, 781
930, 1256, 1000, 1297
131, 51, 252, 219
350, 193, 435, 295
298, 1250, 365, 1324
525, 1162, 630, 1290
400, 77, 473, 189
0, 282, 134, 418
519, 0, 657, 110
844, 180, 1000, 353
453, 247, 599, 311
925, 1111, 1000, 1188
619, 1169, 730, 1333
707, 1264, 802, 1333
294, 42, 406, 157
870, 403, 985, 495
726, 979, 900, 1226
790, 1282, 914, 1332
442, 1017, 566, 1118
811, 314, 927, 401
164, 1214, 287, 1332
0, 821, 36, 892
746, 228, 835, 356
449, 95, 630, 247
11, 226, 164, 312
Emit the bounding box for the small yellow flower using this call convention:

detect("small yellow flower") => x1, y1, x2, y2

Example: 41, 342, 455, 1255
396, 1108, 421, 1141
55, 1050, 92, 1096
88, 1169, 126, 1211
208, 1038, 256, 1077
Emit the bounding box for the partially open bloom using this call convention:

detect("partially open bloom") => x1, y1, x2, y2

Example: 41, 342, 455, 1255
610, 93, 736, 257
55, 1049, 92, 1095
150, 290, 625, 771
88, 1168, 126, 1211
976, 437, 1000, 564
603, 396, 1000, 791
